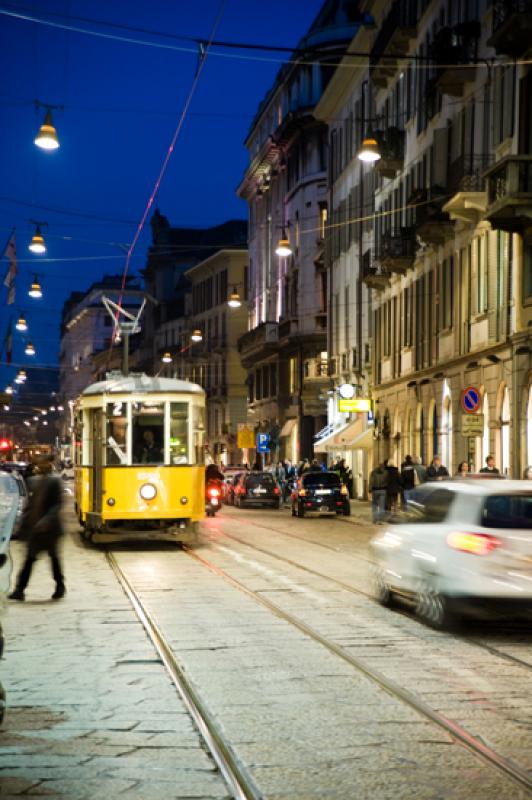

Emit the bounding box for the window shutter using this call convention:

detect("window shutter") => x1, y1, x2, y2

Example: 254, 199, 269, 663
487, 230, 499, 340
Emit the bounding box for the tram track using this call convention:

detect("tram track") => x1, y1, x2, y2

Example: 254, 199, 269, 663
106, 551, 263, 800
209, 514, 532, 672
183, 546, 532, 795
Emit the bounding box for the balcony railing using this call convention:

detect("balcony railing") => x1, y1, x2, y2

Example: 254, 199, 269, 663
410, 187, 454, 245
489, 0, 532, 56
430, 21, 480, 96
484, 156, 532, 233
304, 357, 329, 380
376, 228, 416, 273
362, 251, 391, 291
448, 153, 493, 193
374, 127, 405, 179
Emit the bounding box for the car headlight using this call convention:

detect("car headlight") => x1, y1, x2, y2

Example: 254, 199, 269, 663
139, 483, 157, 501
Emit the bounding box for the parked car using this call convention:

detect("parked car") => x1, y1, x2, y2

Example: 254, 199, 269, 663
291, 471, 350, 518
234, 472, 281, 509
0, 471, 20, 724
371, 480, 532, 630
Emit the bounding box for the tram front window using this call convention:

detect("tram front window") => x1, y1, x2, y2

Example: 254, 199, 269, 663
106, 402, 128, 465
133, 402, 164, 464
170, 403, 189, 464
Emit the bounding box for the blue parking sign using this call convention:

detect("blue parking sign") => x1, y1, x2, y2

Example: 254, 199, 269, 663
257, 433, 270, 452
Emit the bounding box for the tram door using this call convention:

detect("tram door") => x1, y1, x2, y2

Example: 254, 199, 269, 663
90, 409, 104, 512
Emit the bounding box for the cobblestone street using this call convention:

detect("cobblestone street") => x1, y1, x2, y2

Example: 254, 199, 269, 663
1, 505, 531, 799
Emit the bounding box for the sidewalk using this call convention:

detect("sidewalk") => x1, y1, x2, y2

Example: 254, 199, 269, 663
346, 499, 374, 526
0, 530, 228, 799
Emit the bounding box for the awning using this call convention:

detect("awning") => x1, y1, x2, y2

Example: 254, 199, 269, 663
314, 417, 373, 452
280, 418, 297, 438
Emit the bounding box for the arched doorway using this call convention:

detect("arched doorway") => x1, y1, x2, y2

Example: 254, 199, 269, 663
501, 386, 510, 476
441, 380, 453, 472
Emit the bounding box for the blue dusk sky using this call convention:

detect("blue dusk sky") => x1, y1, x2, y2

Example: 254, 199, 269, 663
0, 0, 324, 392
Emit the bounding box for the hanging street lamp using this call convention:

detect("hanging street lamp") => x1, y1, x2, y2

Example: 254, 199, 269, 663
275, 227, 292, 257
34, 109, 60, 151
191, 329, 203, 343
161, 352, 172, 364
16, 313, 28, 332
227, 287, 242, 308
25, 342, 36, 356
28, 276, 43, 298
357, 136, 381, 163
28, 226, 46, 254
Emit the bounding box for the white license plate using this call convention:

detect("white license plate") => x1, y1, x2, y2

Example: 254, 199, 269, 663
254, 487, 267, 494
316, 489, 331, 495
319, 506, 330, 512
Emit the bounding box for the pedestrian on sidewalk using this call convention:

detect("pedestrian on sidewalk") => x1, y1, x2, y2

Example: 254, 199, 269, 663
479, 455, 500, 475
426, 455, 449, 481
385, 461, 402, 514
400, 455, 417, 506
9, 456, 65, 602
369, 462, 388, 523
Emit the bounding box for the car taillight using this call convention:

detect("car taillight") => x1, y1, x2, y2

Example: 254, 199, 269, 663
340, 485, 348, 496
446, 531, 501, 556
274, 486, 280, 495
299, 488, 306, 497
208, 487, 220, 498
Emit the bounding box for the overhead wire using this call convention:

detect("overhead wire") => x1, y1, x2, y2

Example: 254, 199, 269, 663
0, 6, 528, 72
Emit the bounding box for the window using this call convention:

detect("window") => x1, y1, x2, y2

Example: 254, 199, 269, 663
482, 495, 532, 529
132, 401, 164, 465
106, 402, 128, 465
192, 403, 205, 465
289, 357, 297, 394
523, 243, 532, 300
169, 402, 189, 465
402, 488, 455, 523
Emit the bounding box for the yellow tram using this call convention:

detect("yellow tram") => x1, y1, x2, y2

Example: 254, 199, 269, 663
74, 373, 206, 544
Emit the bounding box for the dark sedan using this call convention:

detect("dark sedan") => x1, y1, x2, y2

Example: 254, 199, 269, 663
234, 472, 281, 509
291, 471, 350, 518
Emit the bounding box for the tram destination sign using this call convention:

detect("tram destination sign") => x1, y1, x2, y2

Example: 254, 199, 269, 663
461, 413, 484, 437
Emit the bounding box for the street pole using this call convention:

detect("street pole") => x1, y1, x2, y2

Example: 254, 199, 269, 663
122, 330, 130, 377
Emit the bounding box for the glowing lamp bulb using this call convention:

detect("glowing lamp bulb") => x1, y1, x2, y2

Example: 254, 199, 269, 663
357, 137, 381, 163
34, 110, 60, 151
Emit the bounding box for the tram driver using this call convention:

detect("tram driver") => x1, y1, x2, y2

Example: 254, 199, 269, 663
138, 429, 163, 464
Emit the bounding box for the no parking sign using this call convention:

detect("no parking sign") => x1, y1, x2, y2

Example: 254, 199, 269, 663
460, 386, 480, 414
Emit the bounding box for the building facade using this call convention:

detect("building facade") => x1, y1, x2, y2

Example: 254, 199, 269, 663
237, 0, 362, 465
317, 0, 532, 482
173, 249, 249, 465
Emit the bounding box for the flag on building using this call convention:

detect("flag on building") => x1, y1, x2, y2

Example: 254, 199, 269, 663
3, 233, 17, 305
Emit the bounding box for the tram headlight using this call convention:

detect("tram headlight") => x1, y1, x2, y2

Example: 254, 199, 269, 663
140, 483, 157, 501
180, 496, 188, 505
107, 497, 116, 506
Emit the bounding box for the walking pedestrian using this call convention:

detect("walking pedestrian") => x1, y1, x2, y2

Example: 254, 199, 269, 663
400, 455, 417, 505
456, 461, 469, 478
9, 456, 65, 601
426, 455, 449, 481
479, 455, 500, 475
385, 461, 402, 514
412, 455, 427, 485
369, 462, 388, 523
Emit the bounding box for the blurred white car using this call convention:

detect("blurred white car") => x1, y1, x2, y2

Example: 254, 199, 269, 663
371, 480, 532, 629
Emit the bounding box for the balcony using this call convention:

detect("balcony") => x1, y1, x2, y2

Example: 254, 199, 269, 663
278, 317, 299, 340
488, 0, 532, 57
238, 321, 279, 368
430, 21, 480, 96
303, 356, 329, 381
375, 228, 416, 274
362, 252, 391, 291
374, 128, 405, 179
410, 188, 454, 245
442, 154, 493, 223
484, 156, 532, 234
370, 0, 417, 88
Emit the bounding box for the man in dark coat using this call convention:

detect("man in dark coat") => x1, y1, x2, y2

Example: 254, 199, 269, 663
426, 455, 449, 481
9, 457, 65, 601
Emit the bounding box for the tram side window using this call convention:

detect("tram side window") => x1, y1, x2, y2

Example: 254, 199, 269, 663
170, 403, 189, 464
74, 412, 83, 466
106, 402, 128, 465
193, 404, 205, 465
132, 401, 164, 465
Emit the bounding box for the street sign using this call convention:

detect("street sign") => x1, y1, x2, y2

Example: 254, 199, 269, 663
461, 413, 484, 437
256, 433, 270, 453
338, 397, 371, 413
237, 424, 255, 449
461, 386, 480, 413
338, 383, 355, 399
